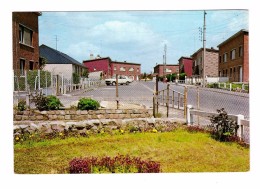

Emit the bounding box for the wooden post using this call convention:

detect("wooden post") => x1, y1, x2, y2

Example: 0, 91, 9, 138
166, 84, 170, 117
172, 91, 175, 109
197, 87, 200, 125
156, 75, 159, 114
56, 75, 59, 96
186, 105, 193, 126
116, 74, 119, 109
177, 93, 180, 109
184, 86, 188, 117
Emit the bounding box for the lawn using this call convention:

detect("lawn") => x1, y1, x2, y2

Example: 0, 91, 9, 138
14, 128, 249, 173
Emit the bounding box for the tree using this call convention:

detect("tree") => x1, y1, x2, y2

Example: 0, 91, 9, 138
39, 56, 48, 70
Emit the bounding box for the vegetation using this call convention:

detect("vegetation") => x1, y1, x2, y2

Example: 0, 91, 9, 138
77, 98, 100, 110
14, 127, 249, 173
32, 92, 63, 111
209, 108, 239, 142
69, 155, 160, 173
17, 100, 26, 111
72, 72, 80, 84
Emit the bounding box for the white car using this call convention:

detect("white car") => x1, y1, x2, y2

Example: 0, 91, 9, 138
105, 76, 133, 86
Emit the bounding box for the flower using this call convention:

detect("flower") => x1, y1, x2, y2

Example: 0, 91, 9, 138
59, 132, 63, 136
120, 129, 124, 134
152, 128, 158, 133
15, 136, 19, 141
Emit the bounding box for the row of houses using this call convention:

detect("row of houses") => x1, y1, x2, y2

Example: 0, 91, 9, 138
154, 29, 249, 83
12, 12, 141, 81
12, 12, 249, 84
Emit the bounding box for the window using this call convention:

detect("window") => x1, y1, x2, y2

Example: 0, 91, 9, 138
230, 49, 236, 60
20, 59, 25, 75
230, 68, 232, 77
165, 68, 172, 73
120, 67, 126, 71
137, 68, 139, 72
239, 46, 243, 57
223, 53, 227, 62
19, 25, 33, 46
29, 61, 34, 70
219, 55, 221, 63
114, 67, 117, 71
219, 71, 222, 77
129, 67, 134, 72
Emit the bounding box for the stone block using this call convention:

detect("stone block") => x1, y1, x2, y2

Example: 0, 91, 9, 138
65, 115, 71, 120
81, 110, 88, 115
36, 115, 44, 120
15, 115, 22, 121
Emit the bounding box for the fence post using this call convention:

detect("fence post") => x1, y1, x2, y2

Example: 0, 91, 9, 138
166, 84, 170, 117
38, 70, 41, 91
229, 83, 232, 91
26, 94, 30, 109
197, 87, 200, 125
24, 70, 28, 92
224, 83, 226, 89
116, 74, 119, 109
218, 82, 220, 88
242, 84, 245, 91
186, 105, 193, 126
184, 86, 188, 117
56, 75, 59, 96
237, 114, 245, 140
156, 75, 159, 114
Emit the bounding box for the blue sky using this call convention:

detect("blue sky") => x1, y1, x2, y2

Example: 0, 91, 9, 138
39, 10, 248, 73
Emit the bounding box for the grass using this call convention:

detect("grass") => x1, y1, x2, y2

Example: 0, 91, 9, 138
14, 127, 249, 173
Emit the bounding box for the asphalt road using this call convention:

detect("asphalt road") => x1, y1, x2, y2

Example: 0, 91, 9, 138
69, 81, 249, 119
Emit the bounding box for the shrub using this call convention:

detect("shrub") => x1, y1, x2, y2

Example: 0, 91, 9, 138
208, 108, 239, 142
32, 92, 63, 111
32, 92, 48, 111
77, 98, 100, 110
18, 100, 26, 111
69, 155, 161, 174
46, 95, 64, 110
73, 72, 80, 84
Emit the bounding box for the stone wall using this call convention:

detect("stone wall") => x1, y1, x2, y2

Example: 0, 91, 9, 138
13, 118, 184, 136
13, 109, 151, 122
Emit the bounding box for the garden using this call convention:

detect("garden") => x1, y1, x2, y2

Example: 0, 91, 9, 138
14, 94, 250, 174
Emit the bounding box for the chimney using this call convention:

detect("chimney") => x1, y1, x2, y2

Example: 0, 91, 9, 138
90, 53, 94, 60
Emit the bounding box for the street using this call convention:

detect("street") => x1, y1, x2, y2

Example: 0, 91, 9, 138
61, 81, 249, 119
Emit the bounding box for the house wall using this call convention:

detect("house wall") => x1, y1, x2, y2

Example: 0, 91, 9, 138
12, 12, 40, 73
218, 32, 249, 82
154, 65, 179, 77
192, 49, 219, 77
44, 64, 73, 80
83, 58, 110, 78
179, 58, 193, 77
111, 62, 141, 80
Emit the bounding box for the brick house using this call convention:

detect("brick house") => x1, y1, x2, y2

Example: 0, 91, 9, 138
83, 55, 141, 80
217, 29, 249, 82
111, 61, 141, 81
12, 12, 41, 75
191, 48, 219, 77
178, 56, 193, 77
40, 44, 87, 80
153, 64, 179, 77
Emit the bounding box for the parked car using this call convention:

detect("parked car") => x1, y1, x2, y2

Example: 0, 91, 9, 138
105, 75, 133, 86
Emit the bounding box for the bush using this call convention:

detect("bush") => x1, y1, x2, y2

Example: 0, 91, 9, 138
77, 98, 100, 110
32, 92, 63, 111
18, 100, 26, 111
73, 73, 80, 84
69, 155, 161, 173
208, 108, 239, 142
46, 95, 64, 110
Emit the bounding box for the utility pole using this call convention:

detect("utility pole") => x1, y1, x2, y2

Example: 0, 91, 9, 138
202, 10, 206, 87
163, 44, 167, 81
55, 35, 58, 50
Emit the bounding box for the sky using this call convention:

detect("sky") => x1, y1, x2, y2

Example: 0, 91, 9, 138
39, 10, 248, 73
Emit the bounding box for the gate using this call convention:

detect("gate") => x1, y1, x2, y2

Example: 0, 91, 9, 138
153, 84, 187, 118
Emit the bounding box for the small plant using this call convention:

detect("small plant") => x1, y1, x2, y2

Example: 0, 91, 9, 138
18, 100, 26, 111
69, 155, 161, 174
46, 95, 64, 110
32, 92, 63, 111
32, 92, 48, 111
208, 108, 239, 142
73, 72, 80, 84
77, 98, 100, 110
